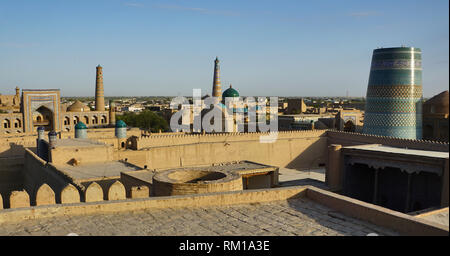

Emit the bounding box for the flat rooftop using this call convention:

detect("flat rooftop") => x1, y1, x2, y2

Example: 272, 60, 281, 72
344, 144, 449, 159
0, 197, 398, 236
158, 161, 277, 176
54, 161, 141, 181
122, 169, 155, 184
278, 168, 327, 189
53, 138, 108, 148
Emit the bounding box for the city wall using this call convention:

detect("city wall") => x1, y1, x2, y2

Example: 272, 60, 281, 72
122, 130, 329, 170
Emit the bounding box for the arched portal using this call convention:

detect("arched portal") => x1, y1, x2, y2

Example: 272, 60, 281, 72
33, 106, 54, 131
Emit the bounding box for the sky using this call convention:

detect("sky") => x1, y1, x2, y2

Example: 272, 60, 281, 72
0, 0, 448, 97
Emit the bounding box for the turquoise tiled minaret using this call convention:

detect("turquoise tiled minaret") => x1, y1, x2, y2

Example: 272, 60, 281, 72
363, 47, 422, 139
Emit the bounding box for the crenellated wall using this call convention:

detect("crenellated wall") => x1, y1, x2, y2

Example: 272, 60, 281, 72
23, 148, 83, 205
133, 131, 328, 149
122, 130, 329, 170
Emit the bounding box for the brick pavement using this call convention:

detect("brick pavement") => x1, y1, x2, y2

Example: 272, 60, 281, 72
0, 198, 398, 236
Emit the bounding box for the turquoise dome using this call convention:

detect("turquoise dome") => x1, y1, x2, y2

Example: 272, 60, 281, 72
116, 120, 127, 128
75, 121, 87, 129
222, 85, 239, 98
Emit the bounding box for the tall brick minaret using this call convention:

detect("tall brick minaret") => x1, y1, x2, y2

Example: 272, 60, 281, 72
212, 57, 222, 101
95, 65, 105, 111
109, 99, 116, 126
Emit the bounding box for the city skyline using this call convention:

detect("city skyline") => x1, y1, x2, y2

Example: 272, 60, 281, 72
0, 0, 448, 97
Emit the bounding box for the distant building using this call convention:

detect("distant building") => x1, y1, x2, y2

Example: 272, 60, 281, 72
278, 102, 288, 114
422, 90, 449, 142
286, 98, 307, 114
146, 105, 163, 112
278, 114, 333, 131
0, 86, 21, 113
0, 66, 113, 134
335, 108, 364, 132
123, 105, 144, 112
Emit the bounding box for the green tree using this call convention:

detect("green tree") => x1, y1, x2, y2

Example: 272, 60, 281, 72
117, 110, 169, 132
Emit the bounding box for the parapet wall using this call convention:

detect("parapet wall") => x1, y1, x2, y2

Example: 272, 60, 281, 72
327, 130, 449, 152
50, 142, 114, 165
0, 186, 447, 235
0, 137, 36, 158
0, 127, 141, 157
134, 130, 327, 149
125, 130, 329, 170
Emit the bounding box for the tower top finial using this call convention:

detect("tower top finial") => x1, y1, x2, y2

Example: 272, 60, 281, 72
97, 64, 102, 68
215, 57, 219, 63
230, 84, 232, 88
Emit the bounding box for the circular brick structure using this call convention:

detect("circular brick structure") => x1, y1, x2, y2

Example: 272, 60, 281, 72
152, 169, 243, 196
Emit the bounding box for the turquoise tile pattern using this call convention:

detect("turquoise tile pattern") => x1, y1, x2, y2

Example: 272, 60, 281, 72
363, 47, 422, 139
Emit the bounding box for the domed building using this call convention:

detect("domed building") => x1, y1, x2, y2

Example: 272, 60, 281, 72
195, 58, 264, 133
222, 85, 239, 99
221, 85, 256, 114
422, 90, 449, 142
67, 100, 91, 112
221, 85, 242, 111
0, 65, 115, 134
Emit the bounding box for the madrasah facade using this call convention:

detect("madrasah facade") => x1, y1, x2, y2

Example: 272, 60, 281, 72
0, 65, 115, 134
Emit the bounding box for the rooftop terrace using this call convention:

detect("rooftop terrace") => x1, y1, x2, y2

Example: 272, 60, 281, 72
0, 197, 398, 236
54, 161, 142, 181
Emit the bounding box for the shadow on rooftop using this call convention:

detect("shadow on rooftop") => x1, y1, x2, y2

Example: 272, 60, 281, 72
279, 178, 327, 189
